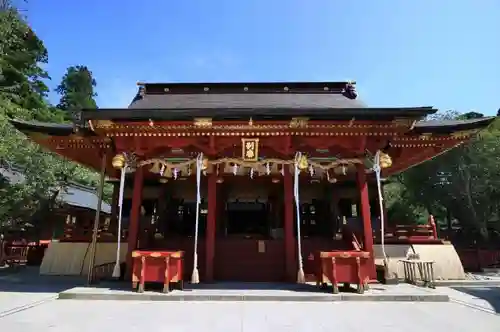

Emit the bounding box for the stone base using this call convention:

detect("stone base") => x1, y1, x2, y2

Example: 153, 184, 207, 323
374, 244, 466, 280
58, 284, 449, 302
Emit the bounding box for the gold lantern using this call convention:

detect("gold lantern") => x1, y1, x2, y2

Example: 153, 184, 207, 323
297, 155, 308, 171
379, 152, 392, 169
112, 153, 126, 169
202, 158, 209, 170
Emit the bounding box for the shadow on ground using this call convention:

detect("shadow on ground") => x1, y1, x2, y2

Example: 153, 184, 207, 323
452, 286, 500, 313
0, 266, 376, 295
0, 266, 83, 293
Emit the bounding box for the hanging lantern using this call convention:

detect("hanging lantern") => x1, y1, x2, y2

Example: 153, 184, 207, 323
297, 155, 308, 171
379, 152, 392, 168
112, 153, 126, 169
202, 158, 209, 170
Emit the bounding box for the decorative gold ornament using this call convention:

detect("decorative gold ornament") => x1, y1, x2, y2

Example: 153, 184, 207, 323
241, 138, 259, 161
193, 118, 212, 128
202, 158, 209, 170
289, 117, 309, 128
379, 152, 392, 168
297, 155, 308, 170
112, 153, 126, 169
149, 161, 161, 174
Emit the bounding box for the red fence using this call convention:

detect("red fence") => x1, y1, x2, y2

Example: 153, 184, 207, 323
456, 249, 500, 271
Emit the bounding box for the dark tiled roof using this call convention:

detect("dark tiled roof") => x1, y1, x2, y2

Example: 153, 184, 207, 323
9, 119, 74, 136
129, 81, 366, 110
414, 117, 496, 133
129, 93, 367, 110
74, 81, 438, 120
0, 167, 111, 213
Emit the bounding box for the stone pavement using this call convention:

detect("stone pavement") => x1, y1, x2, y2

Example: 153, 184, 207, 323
58, 282, 449, 302
1, 299, 500, 331
1, 268, 500, 330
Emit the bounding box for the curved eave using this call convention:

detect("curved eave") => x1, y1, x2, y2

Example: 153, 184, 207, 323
9, 118, 75, 136
79, 107, 437, 122
412, 117, 496, 134
9, 119, 116, 177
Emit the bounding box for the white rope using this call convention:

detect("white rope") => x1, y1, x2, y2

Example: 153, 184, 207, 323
191, 153, 203, 283
112, 164, 127, 278
293, 152, 305, 283
373, 151, 388, 263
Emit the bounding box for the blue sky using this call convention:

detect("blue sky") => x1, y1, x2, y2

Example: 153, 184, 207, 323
26, 0, 499, 115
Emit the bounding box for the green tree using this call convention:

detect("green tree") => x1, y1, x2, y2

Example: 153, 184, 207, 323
391, 111, 500, 242
0, 6, 51, 117
56, 65, 97, 114
0, 5, 110, 233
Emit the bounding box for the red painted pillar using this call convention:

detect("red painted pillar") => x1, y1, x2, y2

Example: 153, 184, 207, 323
356, 164, 376, 278
283, 167, 295, 281
126, 166, 144, 276
205, 173, 217, 282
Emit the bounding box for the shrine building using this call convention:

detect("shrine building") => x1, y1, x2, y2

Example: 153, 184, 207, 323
9, 81, 495, 284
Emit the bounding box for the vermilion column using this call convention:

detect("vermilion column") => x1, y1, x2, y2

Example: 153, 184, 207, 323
126, 166, 144, 276
205, 172, 217, 282
283, 167, 295, 282
356, 164, 376, 279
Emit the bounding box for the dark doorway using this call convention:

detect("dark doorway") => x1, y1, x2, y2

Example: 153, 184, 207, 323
226, 202, 268, 237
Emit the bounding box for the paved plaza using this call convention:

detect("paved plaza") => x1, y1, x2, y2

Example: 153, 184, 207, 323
1, 268, 500, 331
1, 298, 500, 331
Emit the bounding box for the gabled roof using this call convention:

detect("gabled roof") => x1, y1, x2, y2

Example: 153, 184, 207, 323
130, 81, 368, 110
0, 166, 111, 214
77, 81, 438, 121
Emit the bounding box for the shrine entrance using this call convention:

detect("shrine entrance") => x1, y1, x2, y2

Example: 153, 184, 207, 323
213, 178, 286, 282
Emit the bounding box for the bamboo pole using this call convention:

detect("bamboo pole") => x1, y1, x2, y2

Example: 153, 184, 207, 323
87, 153, 107, 285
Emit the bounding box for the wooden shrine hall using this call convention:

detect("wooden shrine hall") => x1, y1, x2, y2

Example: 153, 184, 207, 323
9, 81, 495, 290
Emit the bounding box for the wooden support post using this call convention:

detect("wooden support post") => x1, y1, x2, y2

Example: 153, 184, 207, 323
356, 164, 376, 279
284, 167, 295, 281
126, 166, 144, 277
87, 152, 107, 285
205, 172, 217, 282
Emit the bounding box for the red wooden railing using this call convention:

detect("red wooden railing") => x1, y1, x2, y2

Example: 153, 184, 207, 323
456, 248, 500, 271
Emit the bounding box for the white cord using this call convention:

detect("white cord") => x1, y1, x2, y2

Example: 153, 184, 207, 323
191, 153, 203, 281
294, 152, 304, 274
373, 151, 388, 262
112, 164, 127, 278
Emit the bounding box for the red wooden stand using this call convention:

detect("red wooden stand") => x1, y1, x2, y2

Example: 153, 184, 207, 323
315, 251, 371, 294
131, 250, 184, 293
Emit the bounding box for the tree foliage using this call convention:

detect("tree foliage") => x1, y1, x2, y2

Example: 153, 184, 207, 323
56, 65, 97, 113
0, 4, 110, 231
387, 111, 500, 244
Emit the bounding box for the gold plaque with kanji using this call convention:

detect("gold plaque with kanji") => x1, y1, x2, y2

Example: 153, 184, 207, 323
241, 138, 259, 161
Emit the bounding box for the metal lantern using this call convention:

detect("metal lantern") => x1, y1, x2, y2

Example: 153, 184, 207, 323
379, 152, 392, 169
111, 153, 126, 169
297, 155, 308, 171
